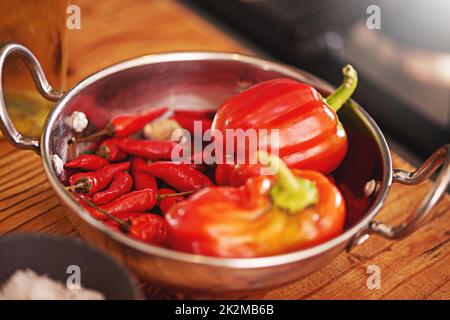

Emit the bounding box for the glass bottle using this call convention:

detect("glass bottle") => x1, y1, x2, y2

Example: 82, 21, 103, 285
0, 0, 69, 137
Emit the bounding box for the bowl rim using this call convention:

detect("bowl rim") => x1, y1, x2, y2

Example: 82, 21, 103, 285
41, 52, 393, 268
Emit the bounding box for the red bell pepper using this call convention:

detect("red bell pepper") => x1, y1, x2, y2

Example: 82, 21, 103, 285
212, 65, 358, 181
166, 153, 346, 257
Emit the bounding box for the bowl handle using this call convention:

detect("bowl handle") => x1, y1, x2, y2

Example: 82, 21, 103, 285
0, 43, 63, 154
368, 144, 450, 239
348, 144, 449, 251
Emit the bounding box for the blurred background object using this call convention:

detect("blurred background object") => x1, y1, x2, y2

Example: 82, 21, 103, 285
0, 0, 68, 137
182, 0, 450, 164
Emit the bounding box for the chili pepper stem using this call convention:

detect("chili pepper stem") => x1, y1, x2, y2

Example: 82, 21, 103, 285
326, 64, 358, 113
64, 185, 81, 192
156, 190, 195, 200
74, 191, 131, 232
68, 125, 114, 144
64, 182, 90, 193
96, 145, 109, 158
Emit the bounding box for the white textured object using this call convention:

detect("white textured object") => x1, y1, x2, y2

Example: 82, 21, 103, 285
51, 154, 64, 175
0, 269, 105, 300
143, 118, 181, 141
66, 111, 88, 133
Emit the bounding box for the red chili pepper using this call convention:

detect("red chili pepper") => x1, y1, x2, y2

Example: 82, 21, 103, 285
69, 161, 130, 195
172, 113, 212, 136
73, 193, 105, 220
71, 107, 168, 143
73, 193, 92, 207
92, 171, 133, 205
112, 108, 168, 137
188, 163, 208, 174
96, 138, 128, 162
103, 212, 167, 245
127, 214, 168, 246
157, 188, 185, 216
173, 109, 215, 119
115, 139, 176, 161
104, 211, 146, 231
131, 157, 158, 191
64, 154, 109, 171
215, 163, 263, 186
166, 153, 346, 257
98, 189, 157, 218
212, 65, 357, 175
141, 162, 214, 192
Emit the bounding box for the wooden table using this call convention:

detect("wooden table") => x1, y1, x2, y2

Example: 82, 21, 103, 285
0, 0, 448, 300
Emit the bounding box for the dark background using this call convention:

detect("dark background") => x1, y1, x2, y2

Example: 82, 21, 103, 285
182, 0, 450, 165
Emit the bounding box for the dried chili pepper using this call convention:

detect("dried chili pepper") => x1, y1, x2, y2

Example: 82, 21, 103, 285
115, 138, 176, 161
212, 65, 358, 174
96, 138, 128, 162
77, 196, 168, 245
76, 187, 192, 220
127, 214, 168, 246
98, 188, 157, 218
141, 162, 214, 192
173, 109, 215, 119
92, 171, 133, 205
104, 211, 142, 232
64, 154, 109, 171
68, 161, 130, 195
172, 113, 212, 136
131, 157, 157, 191
166, 153, 346, 257
73, 193, 105, 220
70, 107, 168, 143
157, 188, 185, 215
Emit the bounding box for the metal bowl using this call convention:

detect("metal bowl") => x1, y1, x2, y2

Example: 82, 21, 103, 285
1, 43, 448, 294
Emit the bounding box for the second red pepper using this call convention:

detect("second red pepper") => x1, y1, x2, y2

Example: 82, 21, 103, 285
92, 171, 133, 205
166, 153, 346, 257
115, 139, 176, 161
141, 162, 214, 192
212, 65, 358, 175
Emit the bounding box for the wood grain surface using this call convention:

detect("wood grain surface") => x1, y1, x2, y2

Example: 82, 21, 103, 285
0, 0, 448, 299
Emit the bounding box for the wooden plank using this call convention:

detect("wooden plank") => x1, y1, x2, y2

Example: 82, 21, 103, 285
66, 0, 247, 87
0, 0, 448, 299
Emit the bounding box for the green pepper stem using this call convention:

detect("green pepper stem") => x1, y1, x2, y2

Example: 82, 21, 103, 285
258, 151, 300, 193
326, 64, 358, 113
257, 152, 318, 214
